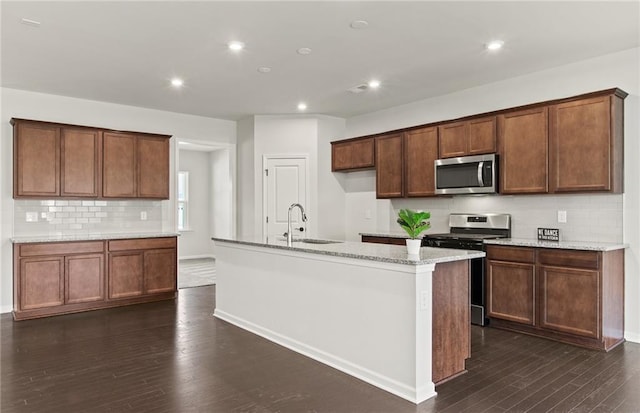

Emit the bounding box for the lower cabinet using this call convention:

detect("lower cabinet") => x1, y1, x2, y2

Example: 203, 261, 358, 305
13, 237, 177, 320
108, 237, 177, 299
486, 245, 624, 351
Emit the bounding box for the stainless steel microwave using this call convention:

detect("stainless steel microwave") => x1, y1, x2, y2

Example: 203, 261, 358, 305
435, 154, 498, 195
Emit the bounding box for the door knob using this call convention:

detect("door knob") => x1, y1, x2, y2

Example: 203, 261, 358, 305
298, 227, 304, 232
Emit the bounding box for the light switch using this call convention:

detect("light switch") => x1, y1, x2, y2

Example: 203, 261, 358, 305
558, 210, 567, 223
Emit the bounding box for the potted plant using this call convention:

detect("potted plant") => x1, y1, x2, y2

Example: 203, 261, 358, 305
397, 209, 431, 255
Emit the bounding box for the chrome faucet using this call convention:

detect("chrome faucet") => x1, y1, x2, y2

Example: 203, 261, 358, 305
287, 203, 308, 246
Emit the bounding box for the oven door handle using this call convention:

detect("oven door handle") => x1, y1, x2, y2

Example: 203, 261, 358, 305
477, 161, 485, 186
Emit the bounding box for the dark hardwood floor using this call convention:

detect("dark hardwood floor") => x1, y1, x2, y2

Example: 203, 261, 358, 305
2, 286, 639, 413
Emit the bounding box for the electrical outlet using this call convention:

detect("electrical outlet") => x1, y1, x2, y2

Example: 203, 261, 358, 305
558, 210, 567, 223
365, 209, 372, 220
140, 211, 147, 221
26, 212, 38, 222
420, 291, 429, 310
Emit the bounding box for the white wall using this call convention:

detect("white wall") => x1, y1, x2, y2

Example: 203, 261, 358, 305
210, 148, 234, 240
317, 115, 348, 240
237, 117, 256, 238
342, 48, 640, 342
0, 87, 236, 313
178, 150, 212, 259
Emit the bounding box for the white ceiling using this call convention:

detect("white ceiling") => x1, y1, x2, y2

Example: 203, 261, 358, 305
2, 1, 639, 121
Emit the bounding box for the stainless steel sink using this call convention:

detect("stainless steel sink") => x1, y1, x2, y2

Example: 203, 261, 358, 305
296, 238, 342, 245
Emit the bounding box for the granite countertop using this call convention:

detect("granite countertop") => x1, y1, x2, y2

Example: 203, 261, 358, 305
11, 232, 180, 244
212, 236, 484, 266
484, 238, 627, 252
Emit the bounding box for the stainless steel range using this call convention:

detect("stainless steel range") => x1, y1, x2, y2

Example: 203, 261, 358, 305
423, 213, 511, 326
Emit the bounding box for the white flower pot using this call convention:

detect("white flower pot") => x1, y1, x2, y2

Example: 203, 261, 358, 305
406, 238, 422, 255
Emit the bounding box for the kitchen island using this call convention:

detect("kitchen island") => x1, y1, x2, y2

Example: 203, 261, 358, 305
211, 236, 484, 404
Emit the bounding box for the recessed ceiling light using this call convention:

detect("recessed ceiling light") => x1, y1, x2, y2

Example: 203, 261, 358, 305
20, 18, 41, 27
228, 41, 245, 51
257, 66, 272, 73
170, 78, 184, 88
350, 20, 369, 29
486, 40, 504, 51
368, 80, 381, 89
297, 103, 307, 111
297, 47, 312, 55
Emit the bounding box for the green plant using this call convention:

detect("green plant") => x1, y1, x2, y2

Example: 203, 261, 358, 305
397, 209, 431, 239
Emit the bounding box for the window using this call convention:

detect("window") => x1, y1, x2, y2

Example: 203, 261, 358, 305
177, 171, 189, 231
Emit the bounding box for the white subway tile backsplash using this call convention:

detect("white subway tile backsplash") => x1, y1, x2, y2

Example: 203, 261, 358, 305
14, 199, 165, 236
389, 193, 623, 243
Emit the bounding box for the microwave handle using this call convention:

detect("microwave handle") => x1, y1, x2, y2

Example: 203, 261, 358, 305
477, 162, 485, 186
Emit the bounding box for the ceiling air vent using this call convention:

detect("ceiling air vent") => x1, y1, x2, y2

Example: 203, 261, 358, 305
347, 84, 369, 94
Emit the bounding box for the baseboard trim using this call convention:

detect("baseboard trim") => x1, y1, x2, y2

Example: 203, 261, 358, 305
213, 309, 436, 404
625, 331, 640, 344
179, 254, 216, 261
1, 305, 13, 315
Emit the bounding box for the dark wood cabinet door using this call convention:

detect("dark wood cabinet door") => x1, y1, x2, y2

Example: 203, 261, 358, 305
538, 265, 600, 339
405, 127, 438, 197
144, 249, 176, 294
468, 116, 497, 155
103, 132, 137, 198
14, 121, 60, 197
375, 134, 404, 198
438, 121, 467, 159
108, 252, 144, 299
549, 96, 613, 193
498, 107, 549, 194
432, 260, 470, 384
138, 136, 170, 199
61, 128, 101, 197
331, 138, 374, 171
19, 257, 64, 310
65, 254, 105, 304
487, 259, 536, 325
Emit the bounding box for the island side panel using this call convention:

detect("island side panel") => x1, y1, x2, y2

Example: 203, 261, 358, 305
213, 241, 437, 404
432, 259, 471, 384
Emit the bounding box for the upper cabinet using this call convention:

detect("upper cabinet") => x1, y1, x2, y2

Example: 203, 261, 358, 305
375, 127, 439, 199
375, 133, 404, 198
137, 136, 170, 199
13, 120, 61, 197
404, 127, 439, 197
549, 91, 625, 194
61, 127, 102, 197
103, 132, 137, 198
331, 137, 375, 171
12, 118, 171, 200
498, 107, 549, 194
438, 116, 496, 159
102, 132, 170, 199
331, 88, 626, 198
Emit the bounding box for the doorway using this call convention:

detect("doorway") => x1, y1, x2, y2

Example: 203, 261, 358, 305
262, 155, 309, 242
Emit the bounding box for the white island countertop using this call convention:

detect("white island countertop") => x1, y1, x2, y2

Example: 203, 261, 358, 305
211, 236, 484, 265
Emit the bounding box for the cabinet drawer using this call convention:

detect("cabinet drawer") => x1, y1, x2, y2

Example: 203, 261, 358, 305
486, 246, 535, 263
19, 241, 104, 257
108, 237, 177, 252
537, 249, 599, 270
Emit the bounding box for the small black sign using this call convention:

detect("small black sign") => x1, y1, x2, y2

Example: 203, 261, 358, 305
538, 228, 560, 241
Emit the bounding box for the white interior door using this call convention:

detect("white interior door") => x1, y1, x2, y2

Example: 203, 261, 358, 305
264, 156, 308, 241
